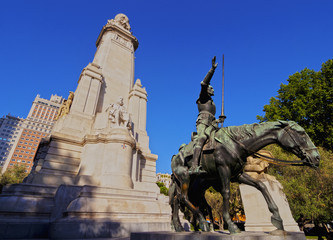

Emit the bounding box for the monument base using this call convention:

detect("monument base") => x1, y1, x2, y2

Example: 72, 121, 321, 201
239, 180, 300, 232
51, 220, 171, 239
131, 231, 306, 240
0, 183, 172, 239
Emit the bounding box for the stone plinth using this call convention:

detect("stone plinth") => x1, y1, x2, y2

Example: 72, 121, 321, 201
130, 231, 306, 240
239, 180, 300, 232
77, 127, 136, 189
49, 185, 171, 239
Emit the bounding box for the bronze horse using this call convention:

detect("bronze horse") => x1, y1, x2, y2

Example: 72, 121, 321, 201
169, 120, 320, 234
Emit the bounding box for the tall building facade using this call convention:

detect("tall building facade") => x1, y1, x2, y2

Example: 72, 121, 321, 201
1, 94, 64, 173
0, 114, 25, 169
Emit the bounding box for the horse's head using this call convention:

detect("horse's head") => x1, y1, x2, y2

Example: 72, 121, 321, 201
278, 121, 320, 168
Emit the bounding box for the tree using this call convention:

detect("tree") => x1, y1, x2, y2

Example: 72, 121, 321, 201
257, 59, 333, 151
156, 181, 169, 196
205, 184, 244, 230
0, 165, 28, 193
265, 145, 333, 224
205, 187, 224, 230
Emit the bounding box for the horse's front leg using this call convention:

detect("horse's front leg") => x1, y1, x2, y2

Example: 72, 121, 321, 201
169, 182, 184, 232
237, 172, 284, 231
217, 166, 241, 234
201, 197, 215, 232
175, 168, 209, 232
180, 194, 209, 232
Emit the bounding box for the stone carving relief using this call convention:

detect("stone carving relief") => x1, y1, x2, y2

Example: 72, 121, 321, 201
107, 13, 131, 32
110, 32, 133, 50
55, 91, 74, 120
105, 96, 132, 129
244, 150, 276, 181
244, 150, 289, 203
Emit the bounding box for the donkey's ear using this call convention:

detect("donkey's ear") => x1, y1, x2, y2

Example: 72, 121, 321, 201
278, 120, 289, 127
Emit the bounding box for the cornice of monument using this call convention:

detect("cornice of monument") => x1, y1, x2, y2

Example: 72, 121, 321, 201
51, 129, 136, 149
96, 14, 139, 51
78, 62, 103, 84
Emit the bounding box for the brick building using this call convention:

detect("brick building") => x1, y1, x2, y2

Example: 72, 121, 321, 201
1, 94, 64, 173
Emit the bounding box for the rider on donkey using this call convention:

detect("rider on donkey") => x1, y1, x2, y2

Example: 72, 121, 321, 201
189, 56, 220, 175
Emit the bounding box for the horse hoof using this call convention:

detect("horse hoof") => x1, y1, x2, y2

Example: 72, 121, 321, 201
175, 226, 184, 232
271, 216, 284, 230
230, 229, 241, 234
199, 222, 210, 232
229, 223, 241, 234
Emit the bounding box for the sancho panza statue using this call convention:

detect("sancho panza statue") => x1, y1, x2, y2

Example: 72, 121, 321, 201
190, 56, 220, 174
105, 96, 131, 129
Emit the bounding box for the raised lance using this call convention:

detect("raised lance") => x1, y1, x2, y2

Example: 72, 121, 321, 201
219, 54, 227, 127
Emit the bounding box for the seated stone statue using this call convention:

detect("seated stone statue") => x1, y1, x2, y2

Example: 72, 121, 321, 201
106, 96, 131, 129
244, 150, 277, 182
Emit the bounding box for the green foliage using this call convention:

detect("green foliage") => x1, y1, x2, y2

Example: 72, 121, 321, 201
205, 183, 244, 230
205, 187, 224, 229
156, 181, 169, 196
265, 145, 333, 223
229, 183, 244, 220
257, 59, 333, 151
0, 165, 28, 193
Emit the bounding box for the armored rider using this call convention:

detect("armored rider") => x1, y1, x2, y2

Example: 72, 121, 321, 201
189, 56, 219, 175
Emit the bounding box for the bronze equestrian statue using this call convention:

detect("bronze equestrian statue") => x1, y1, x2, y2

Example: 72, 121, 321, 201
169, 58, 320, 234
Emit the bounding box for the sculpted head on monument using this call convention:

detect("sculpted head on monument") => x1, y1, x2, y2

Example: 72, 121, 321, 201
117, 96, 124, 106
107, 13, 131, 32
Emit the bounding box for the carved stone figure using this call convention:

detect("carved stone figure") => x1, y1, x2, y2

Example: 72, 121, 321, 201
245, 150, 271, 180
55, 91, 74, 120
106, 96, 131, 129
64, 91, 74, 115
107, 13, 131, 31
55, 100, 67, 120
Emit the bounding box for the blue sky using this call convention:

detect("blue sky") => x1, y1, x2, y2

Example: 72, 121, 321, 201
0, 0, 332, 173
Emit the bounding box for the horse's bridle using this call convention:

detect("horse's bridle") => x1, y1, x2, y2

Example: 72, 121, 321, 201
281, 123, 318, 164
222, 124, 314, 166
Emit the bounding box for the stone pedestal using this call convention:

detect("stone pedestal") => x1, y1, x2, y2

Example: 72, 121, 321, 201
50, 186, 171, 239
77, 127, 136, 189
239, 180, 300, 232
131, 231, 306, 240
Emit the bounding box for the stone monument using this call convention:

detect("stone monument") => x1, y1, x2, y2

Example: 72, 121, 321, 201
239, 150, 300, 232
0, 14, 171, 239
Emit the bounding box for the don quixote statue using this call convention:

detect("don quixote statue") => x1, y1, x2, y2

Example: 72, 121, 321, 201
169, 57, 320, 235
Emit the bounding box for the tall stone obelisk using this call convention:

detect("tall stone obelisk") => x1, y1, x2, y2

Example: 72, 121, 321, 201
26, 14, 156, 191
0, 14, 171, 239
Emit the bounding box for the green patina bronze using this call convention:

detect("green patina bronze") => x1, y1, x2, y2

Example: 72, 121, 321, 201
169, 60, 320, 234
